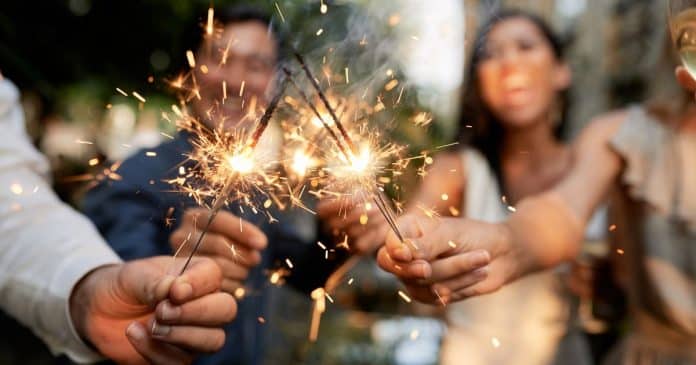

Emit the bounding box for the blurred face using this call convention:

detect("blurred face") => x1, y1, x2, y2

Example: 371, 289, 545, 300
476, 17, 570, 129
193, 21, 277, 129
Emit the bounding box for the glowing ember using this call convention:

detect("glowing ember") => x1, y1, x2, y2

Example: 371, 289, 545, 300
226, 150, 254, 174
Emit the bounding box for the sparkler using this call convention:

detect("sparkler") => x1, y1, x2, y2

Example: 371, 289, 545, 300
176, 80, 288, 275
290, 52, 406, 244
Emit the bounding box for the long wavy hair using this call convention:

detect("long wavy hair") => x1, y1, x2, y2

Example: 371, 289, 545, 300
458, 9, 569, 191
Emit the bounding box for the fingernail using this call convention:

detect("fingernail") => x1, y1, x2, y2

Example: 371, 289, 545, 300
159, 301, 181, 321
126, 322, 145, 340
151, 321, 171, 337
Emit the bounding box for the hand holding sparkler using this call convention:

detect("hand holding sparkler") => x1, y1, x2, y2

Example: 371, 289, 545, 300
170, 208, 267, 294
317, 197, 390, 254
376, 214, 497, 305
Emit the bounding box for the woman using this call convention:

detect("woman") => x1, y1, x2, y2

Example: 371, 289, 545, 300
403, 10, 602, 365
378, 33, 696, 365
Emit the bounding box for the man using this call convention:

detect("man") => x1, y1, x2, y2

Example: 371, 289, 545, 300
0, 75, 236, 364
83, 6, 345, 365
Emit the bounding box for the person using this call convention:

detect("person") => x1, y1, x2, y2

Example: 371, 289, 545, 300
0, 75, 236, 365
344, 9, 598, 364
378, 60, 696, 364
83, 6, 346, 365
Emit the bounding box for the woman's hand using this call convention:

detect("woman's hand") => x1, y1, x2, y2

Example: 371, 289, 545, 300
376, 214, 520, 304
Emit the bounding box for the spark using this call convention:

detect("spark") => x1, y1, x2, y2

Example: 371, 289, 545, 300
320, 0, 327, 14
206, 7, 214, 36
132, 91, 146, 103
384, 79, 399, 91
398, 290, 412, 303
146, 151, 157, 157
88, 158, 100, 166
186, 50, 196, 68
115, 88, 128, 96
239, 80, 245, 97
491, 337, 501, 348
274, 2, 286, 23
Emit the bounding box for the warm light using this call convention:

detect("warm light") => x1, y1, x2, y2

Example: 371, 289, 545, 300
227, 151, 254, 173
311, 114, 333, 128
349, 147, 371, 172
291, 150, 314, 176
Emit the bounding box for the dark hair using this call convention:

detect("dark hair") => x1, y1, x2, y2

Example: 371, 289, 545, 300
459, 9, 569, 191
213, 5, 285, 61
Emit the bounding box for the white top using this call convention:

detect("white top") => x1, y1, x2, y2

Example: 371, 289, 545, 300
441, 148, 603, 365
0, 78, 121, 363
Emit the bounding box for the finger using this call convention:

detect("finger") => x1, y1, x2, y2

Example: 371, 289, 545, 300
171, 257, 222, 304
156, 293, 237, 327
402, 284, 444, 305
150, 320, 226, 353
675, 66, 696, 93
213, 256, 251, 281
377, 247, 432, 279
221, 279, 244, 294
126, 321, 193, 365
183, 209, 267, 250
171, 230, 261, 267
432, 265, 489, 296
426, 250, 490, 282
199, 234, 262, 268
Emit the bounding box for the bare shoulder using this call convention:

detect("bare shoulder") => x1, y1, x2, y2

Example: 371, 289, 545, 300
574, 109, 630, 149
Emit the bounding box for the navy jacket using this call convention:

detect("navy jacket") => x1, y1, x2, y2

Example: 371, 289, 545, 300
83, 132, 341, 365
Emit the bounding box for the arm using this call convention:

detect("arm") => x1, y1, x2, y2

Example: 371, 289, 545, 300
0, 79, 235, 364
406, 151, 465, 216
378, 113, 626, 304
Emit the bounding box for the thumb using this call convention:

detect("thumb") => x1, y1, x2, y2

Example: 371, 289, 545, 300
386, 215, 460, 262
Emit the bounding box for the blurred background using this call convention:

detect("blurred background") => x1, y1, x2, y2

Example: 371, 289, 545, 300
0, 0, 676, 364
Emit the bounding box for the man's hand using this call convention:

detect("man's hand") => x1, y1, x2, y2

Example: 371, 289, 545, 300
170, 208, 268, 294
317, 198, 389, 255
377, 214, 516, 305
71, 256, 236, 365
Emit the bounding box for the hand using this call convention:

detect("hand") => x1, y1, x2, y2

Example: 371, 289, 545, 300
170, 208, 268, 294
70, 256, 236, 365
377, 214, 515, 304
317, 197, 389, 255
676, 66, 696, 97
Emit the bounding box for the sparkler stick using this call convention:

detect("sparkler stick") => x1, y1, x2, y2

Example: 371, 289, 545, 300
293, 52, 357, 154
282, 67, 350, 159
178, 82, 287, 275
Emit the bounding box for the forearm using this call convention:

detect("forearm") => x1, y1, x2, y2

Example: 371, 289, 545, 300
501, 191, 584, 282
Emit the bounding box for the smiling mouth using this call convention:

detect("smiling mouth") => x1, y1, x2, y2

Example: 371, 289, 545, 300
502, 73, 530, 91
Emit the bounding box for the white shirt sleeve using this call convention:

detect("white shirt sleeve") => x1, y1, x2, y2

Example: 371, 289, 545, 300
0, 78, 122, 363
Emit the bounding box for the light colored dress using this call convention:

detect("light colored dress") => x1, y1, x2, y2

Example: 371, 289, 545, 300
604, 106, 696, 364
440, 148, 600, 365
